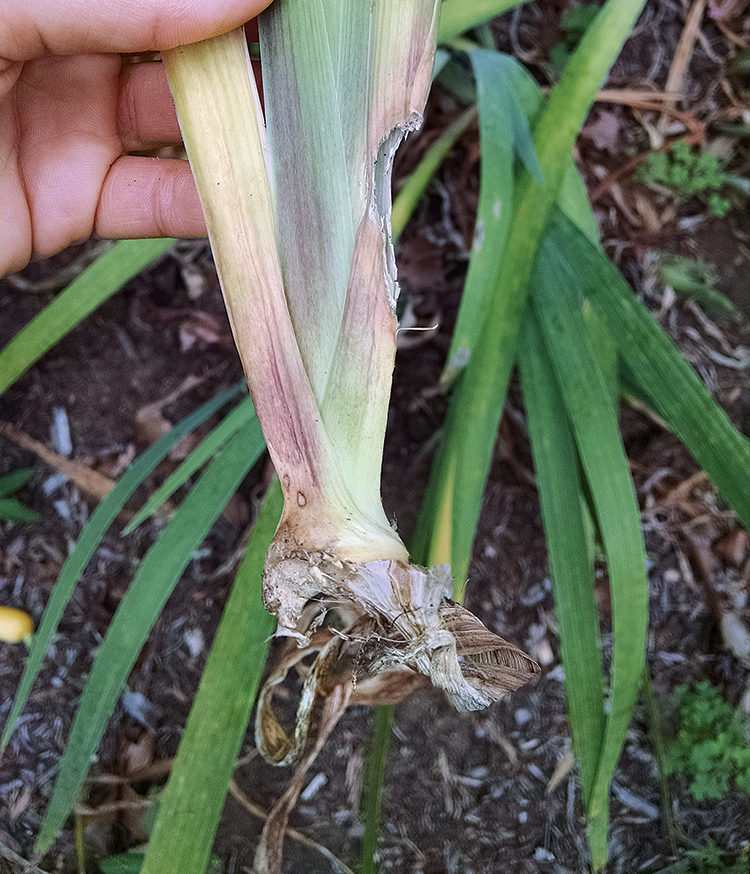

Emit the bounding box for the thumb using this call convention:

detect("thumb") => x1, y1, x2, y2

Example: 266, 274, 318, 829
2, 0, 272, 62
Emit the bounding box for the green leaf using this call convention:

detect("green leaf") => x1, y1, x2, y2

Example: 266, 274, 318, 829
359, 705, 394, 874
549, 209, 750, 529
531, 233, 649, 836
438, 0, 529, 43
441, 49, 541, 387
123, 396, 261, 535
518, 309, 608, 861
0, 468, 35, 497
0, 239, 174, 397
259, 0, 366, 403
434, 51, 599, 244
140, 480, 281, 874
414, 0, 647, 591
2, 383, 244, 752
100, 852, 222, 874
35, 424, 256, 854
518, 313, 605, 796
0, 498, 39, 523
99, 853, 148, 874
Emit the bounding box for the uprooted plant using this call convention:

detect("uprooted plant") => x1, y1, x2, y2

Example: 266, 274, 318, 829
162, 8, 542, 866
164, 0, 538, 837
16, 1, 747, 870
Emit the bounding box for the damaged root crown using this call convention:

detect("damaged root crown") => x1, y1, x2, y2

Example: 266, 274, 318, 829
262, 551, 540, 717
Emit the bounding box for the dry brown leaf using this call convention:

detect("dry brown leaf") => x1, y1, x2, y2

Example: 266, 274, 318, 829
177, 310, 234, 352
547, 749, 576, 794
265, 554, 540, 715
633, 192, 664, 235
583, 110, 623, 154
134, 373, 205, 451
708, 0, 749, 20
120, 733, 155, 777
659, 0, 708, 131
440, 602, 541, 698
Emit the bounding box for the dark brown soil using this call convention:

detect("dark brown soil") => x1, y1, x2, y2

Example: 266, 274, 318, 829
2, 4, 749, 873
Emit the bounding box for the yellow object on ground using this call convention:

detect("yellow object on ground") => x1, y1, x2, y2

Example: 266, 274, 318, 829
0, 606, 34, 643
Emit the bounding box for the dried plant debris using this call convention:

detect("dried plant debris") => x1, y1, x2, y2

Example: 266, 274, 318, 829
258, 554, 539, 764
254, 560, 538, 874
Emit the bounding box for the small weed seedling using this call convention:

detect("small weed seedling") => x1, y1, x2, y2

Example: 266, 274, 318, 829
664, 680, 750, 802
657, 253, 738, 321
636, 141, 732, 217
680, 839, 749, 874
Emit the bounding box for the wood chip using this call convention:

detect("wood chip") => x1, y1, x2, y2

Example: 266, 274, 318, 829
714, 529, 749, 568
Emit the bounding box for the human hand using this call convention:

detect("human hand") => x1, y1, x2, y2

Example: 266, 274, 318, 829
1, 0, 271, 276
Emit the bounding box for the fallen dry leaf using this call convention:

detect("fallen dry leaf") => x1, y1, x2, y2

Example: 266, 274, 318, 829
177, 310, 234, 352
228, 779, 355, 874
583, 110, 623, 154
134, 373, 205, 458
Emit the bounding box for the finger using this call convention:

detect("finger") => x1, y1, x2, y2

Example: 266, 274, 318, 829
0, 92, 33, 274
118, 62, 182, 151
95, 155, 206, 240
17, 54, 122, 259
3, 0, 273, 63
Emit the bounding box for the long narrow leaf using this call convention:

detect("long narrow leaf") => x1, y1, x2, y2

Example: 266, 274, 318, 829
532, 236, 649, 835
0, 239, 174, 396
123, 397, 261, 535
140, 480, 282, 874
437, 0, 529, 43
0, 468, 35, 496
518, 311, 608, 862
433, 51, 599, 246
549, 209, 750, 529
441, 50, 542, 386
2, 383, 243, 751
414, 0, 647, 591
35, 425, 257, 853
359, 705, 395, 874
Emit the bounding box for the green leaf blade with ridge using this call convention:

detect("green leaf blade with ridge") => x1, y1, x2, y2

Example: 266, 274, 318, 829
35, 423, 260, 854
0, 239, 173, 397
441, 49, 541, 387
414, 0, 647, 590
549, 209, 750, 529
2, 384, 244, 751
437, 0, 529, 43
140, 481, 282, 874
532, 234, 649, 835
123, 396, 261, 535
518, 313, 605, 804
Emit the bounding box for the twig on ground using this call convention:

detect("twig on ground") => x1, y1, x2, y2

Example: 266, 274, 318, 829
658, 0, 708, 133
0, 422, 116, 502
0, 844, 52, 874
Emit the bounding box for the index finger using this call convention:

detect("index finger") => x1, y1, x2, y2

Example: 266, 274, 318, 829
2, 0, 271, 62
